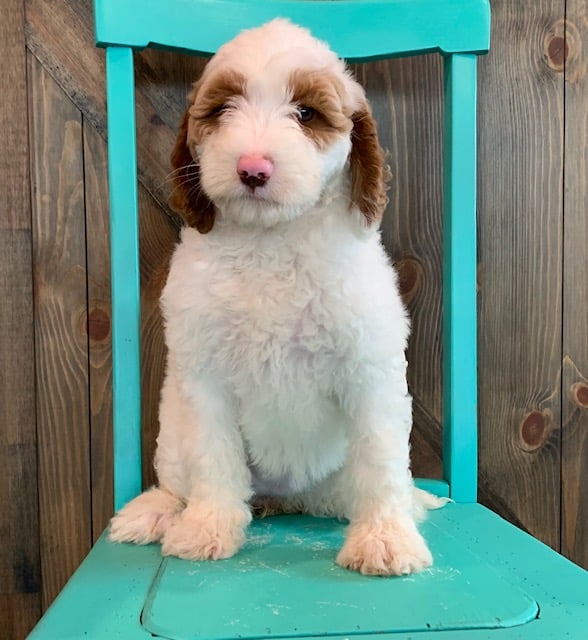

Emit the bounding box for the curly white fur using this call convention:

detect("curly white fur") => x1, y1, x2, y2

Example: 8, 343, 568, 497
109, 19, 444, 576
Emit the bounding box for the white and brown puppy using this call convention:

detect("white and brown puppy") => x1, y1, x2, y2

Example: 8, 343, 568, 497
110, 19, 443, 576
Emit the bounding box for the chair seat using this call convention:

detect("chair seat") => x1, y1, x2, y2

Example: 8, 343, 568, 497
30, 503, 588, 639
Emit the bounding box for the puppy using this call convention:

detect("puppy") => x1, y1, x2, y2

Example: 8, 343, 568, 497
109, 19, 443, 576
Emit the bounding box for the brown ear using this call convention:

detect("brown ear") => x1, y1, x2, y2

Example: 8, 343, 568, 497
349, 105, 388, 225
169, 110, 215, 233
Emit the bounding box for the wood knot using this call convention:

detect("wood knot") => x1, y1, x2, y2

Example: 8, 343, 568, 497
88, 307, 111, 342
570, 383, 588, 409
519, 409, 552, 452
543, 20, 567, 72
395, 257, 422, 307
548, 36, 568, 68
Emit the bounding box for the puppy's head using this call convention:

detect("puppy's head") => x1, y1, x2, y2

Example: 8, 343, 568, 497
170, 19, 387, 232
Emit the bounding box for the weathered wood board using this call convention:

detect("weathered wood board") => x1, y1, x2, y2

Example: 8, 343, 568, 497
562, 0, 588, 569
28, 52, 93, 609
477, 0, 565, 550
0, 2, 42, 639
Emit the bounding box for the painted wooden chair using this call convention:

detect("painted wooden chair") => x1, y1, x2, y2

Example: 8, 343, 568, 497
29, 1, 588, 638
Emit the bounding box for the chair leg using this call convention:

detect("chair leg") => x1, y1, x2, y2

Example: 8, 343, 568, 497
105, 46, 143, 511
442, 53, 478, 503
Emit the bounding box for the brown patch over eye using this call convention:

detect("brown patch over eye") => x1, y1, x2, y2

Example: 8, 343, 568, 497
188, 70, 246, 139
289, 70, 352, 148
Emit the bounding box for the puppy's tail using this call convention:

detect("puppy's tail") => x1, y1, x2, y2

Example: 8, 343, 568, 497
413, 487, 452, 522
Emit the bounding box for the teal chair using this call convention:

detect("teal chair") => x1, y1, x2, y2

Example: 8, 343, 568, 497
29, 1, 588, 639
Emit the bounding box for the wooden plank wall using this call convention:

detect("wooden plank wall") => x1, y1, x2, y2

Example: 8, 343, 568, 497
0, 0, 586, 636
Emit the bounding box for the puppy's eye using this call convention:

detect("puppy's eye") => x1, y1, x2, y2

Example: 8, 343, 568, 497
208, 103, 230, 118
296, 106, 315, 123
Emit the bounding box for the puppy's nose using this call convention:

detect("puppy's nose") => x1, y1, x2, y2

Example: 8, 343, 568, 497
237, 154, 273, 189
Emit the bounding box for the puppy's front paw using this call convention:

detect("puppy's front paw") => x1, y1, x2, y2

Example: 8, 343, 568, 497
161, 500, 251, 561
337, 517, 433, 576
109, 487, 182, 545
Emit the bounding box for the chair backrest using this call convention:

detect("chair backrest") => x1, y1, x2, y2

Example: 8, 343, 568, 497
93, 0, 491, 510
95, 0, 490, 59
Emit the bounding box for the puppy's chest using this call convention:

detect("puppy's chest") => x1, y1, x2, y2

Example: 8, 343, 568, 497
199, 260, 353, 387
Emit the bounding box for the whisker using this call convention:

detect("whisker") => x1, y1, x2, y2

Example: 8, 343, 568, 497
185, 182, 206, 201
157, 164, 200, 189
167, 175, 206, 202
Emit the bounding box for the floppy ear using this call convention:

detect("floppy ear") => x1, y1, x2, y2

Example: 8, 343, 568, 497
349, 104, 388, 226
169, 109, 216, 233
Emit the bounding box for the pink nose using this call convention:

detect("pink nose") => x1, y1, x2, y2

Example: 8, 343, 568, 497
237, 154, 274, 190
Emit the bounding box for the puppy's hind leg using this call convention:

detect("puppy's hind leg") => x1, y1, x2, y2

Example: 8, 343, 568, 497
109, 486, 183, 545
